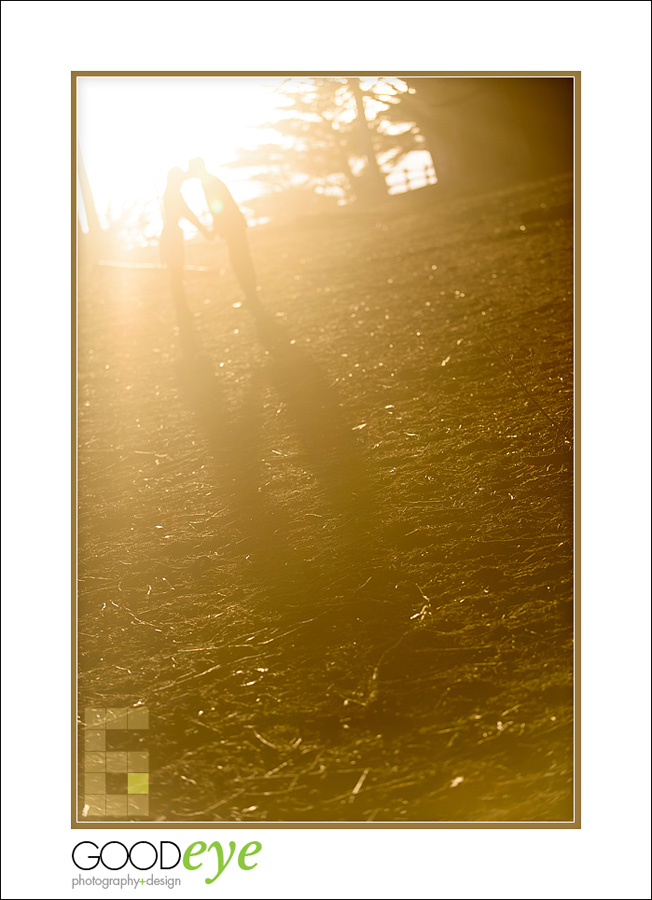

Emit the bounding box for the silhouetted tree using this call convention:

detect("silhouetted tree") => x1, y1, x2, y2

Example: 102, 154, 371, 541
226, 77, 423, 207
381, 77, 574, 185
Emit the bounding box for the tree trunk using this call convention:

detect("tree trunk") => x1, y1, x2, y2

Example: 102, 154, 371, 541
349, 79, 386, 197
78, 149, 103, 256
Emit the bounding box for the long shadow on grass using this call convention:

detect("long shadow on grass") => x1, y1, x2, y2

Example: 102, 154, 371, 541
174, 321, 272, 551
174, 313, 377, 583
255, 312, 373, 524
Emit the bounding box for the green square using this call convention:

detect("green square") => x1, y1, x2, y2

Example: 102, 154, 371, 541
84, 729, 105, 751
127, 773, 149, 794
128, 751, 149, 772
106, 751, 128, 773
128, 707, 149, 730
128, 795, 149, 816
84, 752, 105, 772
85, 773, 106, 794
105, 794, 128, 816
105, 708, 128, 729
85, 708, 105, 729
84, 795, 105, 816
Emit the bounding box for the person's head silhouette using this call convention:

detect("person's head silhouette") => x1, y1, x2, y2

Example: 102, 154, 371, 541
166, 166, 186, 191
188, 158, 207, 179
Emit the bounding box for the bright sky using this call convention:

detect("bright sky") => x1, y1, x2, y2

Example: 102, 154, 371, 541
77, 76, 286, 232
77, 76, 434, 241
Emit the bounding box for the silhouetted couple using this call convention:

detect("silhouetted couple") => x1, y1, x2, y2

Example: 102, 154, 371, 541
160, 159, 260, 326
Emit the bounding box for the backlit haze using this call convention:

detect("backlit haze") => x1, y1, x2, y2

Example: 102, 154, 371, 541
77, 76, 285, 238
77, 76, 433, 245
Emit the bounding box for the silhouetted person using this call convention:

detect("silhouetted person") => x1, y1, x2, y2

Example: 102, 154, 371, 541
188, 157, 261, 313
160, 166, 212, 327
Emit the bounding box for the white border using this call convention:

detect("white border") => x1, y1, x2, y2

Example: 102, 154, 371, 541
2, 2, 651, 899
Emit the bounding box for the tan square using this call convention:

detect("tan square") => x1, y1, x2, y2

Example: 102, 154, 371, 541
85, 772, 106, 794
128, 707, 149, 729
85, 708, 105, 728
84, 795, 105, 816
84, 729, 105, 751
106, 751, 128, 773
127, 751, 149, 773
105, 794, 128, 817
84, 752, 105, 772
105, 708, 128, 729
128, 795, 149, 817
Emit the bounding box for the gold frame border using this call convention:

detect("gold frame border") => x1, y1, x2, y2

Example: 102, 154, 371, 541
71, 70, 580, 829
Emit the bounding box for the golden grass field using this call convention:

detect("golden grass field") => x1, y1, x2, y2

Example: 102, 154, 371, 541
77, 173, 574, 822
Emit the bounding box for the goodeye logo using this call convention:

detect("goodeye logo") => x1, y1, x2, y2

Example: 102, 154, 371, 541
72, 840, 262, 887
